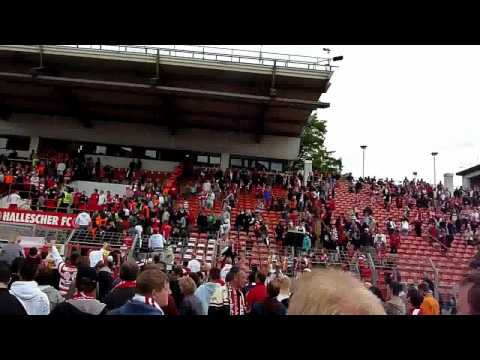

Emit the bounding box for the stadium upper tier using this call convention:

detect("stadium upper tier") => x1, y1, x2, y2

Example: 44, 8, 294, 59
0, 45, 333, 139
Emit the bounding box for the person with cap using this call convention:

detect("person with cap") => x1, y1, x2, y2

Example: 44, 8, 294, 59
9, 262, 50, 315
50, 266, 108, 316
104, 261, 139, 311
418, 282, 440, 315
108, 268, 170, 315
0, 261, 27, 315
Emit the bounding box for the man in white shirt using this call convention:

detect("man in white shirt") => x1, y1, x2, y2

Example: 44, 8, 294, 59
98, 190, 107, 207
148, 230, 165, 251
75, 211, 92, 230
57, 162, 66, 176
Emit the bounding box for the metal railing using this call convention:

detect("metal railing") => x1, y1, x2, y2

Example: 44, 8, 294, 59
48, 45, 336, 72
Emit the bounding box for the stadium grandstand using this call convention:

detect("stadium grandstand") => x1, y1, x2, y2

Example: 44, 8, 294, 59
0, 45, 477, 316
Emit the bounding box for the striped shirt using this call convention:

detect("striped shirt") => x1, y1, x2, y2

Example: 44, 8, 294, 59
51, 245, 77, 296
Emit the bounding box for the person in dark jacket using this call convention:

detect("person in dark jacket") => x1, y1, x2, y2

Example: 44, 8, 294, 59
251, 279, 287, 316
0, 261, 27, 315
96, 259, 114, 302
109, 268, 170, 315
178, 276, 204, 315
50, 266, 108, 316
169, 265, 184, 308
104, 261, 139, 311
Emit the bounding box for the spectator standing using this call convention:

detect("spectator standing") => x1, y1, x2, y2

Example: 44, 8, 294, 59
0, 261, 27, 315
195, 268, 223, 316
178, 276, 204, 315
50, 243, 79, 297
383, 281, 406, 315
418, 282, 440, 315
0, 235, 24, 266
50, 266, 107, 316
9, 262, 50, 315
109, 268, 169, 315
251, 278, 287, 316
246, 272, 267, 311
221, 266, 247, 315
35, 266, 64, 312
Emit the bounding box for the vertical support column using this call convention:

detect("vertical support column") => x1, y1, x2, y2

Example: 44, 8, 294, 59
29, 136, 39, 154
303, 160, 312, 187
220, 153, 230, 171
443, 173, 453, 193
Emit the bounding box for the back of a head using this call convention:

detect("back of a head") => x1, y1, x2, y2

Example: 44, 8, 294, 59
0, 261, 11, 284
179, 276, 197, 296
256, 271, 267, 285
288, 269, 386, 315
209, 268, 221, 282
267, 278, 281, 298
35, 266, 54, 286
390, 281, 402, 297
136, 269, 168, 296
120, 261, 139, 281
29, 247, 38, 257
418, 282, 430, 295
20, 261, 39, 281
76, 266, 98, 293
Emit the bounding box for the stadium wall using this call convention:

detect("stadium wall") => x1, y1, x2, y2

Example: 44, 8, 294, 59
0, 115, 301, 161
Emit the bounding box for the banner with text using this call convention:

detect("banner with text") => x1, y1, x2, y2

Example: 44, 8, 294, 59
0, 209, 77, 229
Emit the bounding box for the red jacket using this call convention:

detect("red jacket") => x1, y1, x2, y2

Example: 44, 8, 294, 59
390, 233, 401, 247
246, 283, 267, 310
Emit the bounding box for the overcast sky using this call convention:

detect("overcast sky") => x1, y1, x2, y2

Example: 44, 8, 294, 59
211, 45, 480, 187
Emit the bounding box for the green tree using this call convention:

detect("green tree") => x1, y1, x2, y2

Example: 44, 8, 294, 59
296, 112, 342, 174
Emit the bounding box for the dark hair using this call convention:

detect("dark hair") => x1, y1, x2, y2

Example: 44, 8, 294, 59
20, 261, 39, 281
35, 266, 54, 286
226, 266, 240, 283
255, 272, 267, 284
390, 281, 402, 296
153, 254, 161, 264
267, 278, 281, 298
29, 247, 38, 257
0, 261, 11, 284
40, 251, 48, 260
461, 272, 480, 315
69, 251, 80, 266
248, 271, 256, 284
173, 265, 184, 276
418, 282, 430, 294
120, 262, 139, 281
189, 272, 201, 287
209, 268, 221, 281
76, 268, 98, 293
409, 289, 424, 308
369, 286, 385, 302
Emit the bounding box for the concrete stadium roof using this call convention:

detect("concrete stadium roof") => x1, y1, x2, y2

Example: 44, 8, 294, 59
0, 45, 334, 141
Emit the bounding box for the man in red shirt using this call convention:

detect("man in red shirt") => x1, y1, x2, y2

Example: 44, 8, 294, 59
88, 189, 99, 211
161, 221, 172, 241
246, 272, 267, 312
389, 230, 401, 254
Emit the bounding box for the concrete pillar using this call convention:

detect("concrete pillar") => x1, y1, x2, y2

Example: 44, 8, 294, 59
29, 136, 39, 154
220, 153, 230, 171
463, 176, 471, 190
304, 160, 312, 186
443, 173, 453, 193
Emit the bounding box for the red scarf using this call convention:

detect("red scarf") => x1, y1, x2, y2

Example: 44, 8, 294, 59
114, 280, 137, 290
